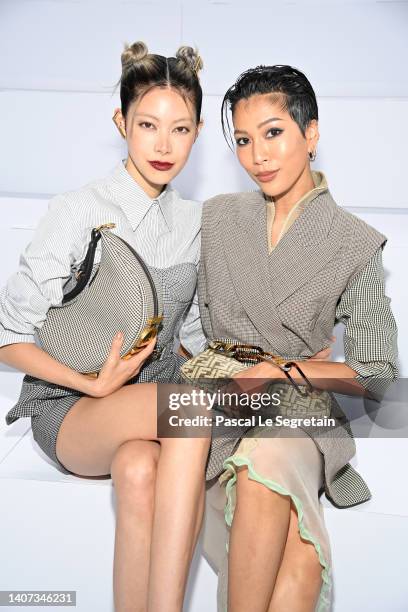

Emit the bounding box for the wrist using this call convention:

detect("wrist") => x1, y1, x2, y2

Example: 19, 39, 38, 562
67, 369, 98, 396
266, 360, 286, 379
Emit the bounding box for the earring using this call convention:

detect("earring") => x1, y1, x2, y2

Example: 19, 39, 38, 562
309, 150, 317, 162
112, 109, 126, 138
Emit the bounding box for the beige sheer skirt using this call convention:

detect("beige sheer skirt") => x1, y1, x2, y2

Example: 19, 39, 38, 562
202, 425, 333, 611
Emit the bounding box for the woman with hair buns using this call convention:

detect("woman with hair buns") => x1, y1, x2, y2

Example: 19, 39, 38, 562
1, 41, 209, 611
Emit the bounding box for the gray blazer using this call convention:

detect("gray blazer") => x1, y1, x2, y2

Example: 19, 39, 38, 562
199, 187, 396, 508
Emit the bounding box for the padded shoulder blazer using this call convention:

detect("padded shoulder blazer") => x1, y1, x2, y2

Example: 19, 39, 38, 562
198, 187, 398, 508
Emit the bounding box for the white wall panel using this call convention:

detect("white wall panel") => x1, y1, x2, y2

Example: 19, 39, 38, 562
2, 2, 406, 96
0, 464, 218, 612
0, 91, 125, 195
354, 210, 408, 247
325, 509, 408, 611
317, 99, 408, 208
0, 0, 181, 91
0, 198, 50, 281
182, 1, 408, 96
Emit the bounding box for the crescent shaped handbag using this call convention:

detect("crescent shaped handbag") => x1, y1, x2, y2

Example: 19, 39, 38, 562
37, 223, 163, 375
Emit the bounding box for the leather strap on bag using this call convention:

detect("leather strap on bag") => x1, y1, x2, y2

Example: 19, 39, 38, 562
209, 340, 314, 397
63, 223, 115, 303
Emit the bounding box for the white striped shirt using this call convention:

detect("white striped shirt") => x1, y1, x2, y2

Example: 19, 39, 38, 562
0, 160, 207, 355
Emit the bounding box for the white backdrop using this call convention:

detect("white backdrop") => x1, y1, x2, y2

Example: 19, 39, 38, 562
0, 1, 407, 611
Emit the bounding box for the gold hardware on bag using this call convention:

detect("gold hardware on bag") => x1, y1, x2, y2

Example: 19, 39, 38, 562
83, 315, 163, 373
95, 223, 116, 232
209, 340, 285, 365
74, 224, 117, 279
208, 340, 313, 397
122, 316, 164, 360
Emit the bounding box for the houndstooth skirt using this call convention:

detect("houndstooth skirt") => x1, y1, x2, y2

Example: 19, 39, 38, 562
9, 349, 187, 475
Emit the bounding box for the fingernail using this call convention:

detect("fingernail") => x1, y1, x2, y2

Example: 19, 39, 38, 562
116, 332, 123, 339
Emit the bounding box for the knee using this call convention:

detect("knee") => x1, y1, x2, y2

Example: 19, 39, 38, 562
288, 543, 323, 594
111, 442, 159, 506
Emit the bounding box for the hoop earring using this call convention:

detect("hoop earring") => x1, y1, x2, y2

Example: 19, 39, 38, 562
309, 150, 317, 162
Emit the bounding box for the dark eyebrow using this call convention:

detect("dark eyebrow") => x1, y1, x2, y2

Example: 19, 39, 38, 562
134, 112, 194, 124
234, 117, 283, 135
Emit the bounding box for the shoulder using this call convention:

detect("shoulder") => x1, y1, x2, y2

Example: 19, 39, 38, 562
334, 203, 387, 247
50, 173, 112, 212
169, 188, 203, 231
33, 172, 126, 253
170, 187, 203, 215
327, 195, 388, 279
43, 171, 128, 236
203, 190, 251, 209
202, 190, 254, 221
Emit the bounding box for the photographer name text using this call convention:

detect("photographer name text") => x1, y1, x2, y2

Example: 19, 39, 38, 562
167, 414, 336, 429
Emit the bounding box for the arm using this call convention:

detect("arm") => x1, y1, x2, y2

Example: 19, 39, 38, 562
233, 351, 364, 396
0, 337, 155, 398
0, 342, 98, 393
333, 246, 398, 397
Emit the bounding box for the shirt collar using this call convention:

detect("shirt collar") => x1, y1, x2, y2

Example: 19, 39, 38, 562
294, 170, 328, 207
108, 160, 174, 231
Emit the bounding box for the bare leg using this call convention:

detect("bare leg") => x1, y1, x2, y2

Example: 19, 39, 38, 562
148, 438, 207, 611
267, 504, 322, 612
56, 384, 162, 476
111, 439, 160, 612
228, 467, 291, 612
55, 383, 210, 612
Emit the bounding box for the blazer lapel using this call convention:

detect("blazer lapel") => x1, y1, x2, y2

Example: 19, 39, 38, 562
222, 191, 292, 354
267, 191, 343, 305
222, 189, 344, 354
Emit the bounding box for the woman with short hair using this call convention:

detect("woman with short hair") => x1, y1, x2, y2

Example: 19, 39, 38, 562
200, 64, 398, 611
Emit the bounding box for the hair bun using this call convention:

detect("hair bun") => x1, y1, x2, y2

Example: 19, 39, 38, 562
121, 41, 149, 71
175, 45, 203, 76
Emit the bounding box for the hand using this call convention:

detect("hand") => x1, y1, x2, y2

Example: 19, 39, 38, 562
83, 332, 157, 398
309, 335, 336, 361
